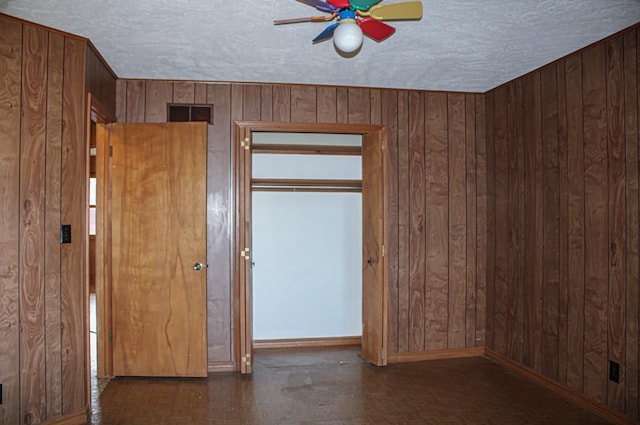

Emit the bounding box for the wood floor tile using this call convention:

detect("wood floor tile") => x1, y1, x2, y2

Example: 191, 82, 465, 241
91, 347, 611, 424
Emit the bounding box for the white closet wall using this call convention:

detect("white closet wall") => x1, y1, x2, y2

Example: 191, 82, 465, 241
251, 132, 362, 340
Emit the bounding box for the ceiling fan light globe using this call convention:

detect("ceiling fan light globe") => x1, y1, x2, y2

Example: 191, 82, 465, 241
333, 21, 363, 53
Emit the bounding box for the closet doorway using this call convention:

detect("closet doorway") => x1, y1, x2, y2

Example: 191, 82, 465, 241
251, 131, 362, 347
233, 122, 387, 374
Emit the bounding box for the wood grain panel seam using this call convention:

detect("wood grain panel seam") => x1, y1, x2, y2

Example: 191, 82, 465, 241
384, 89, 400, 354
463, 95, 472, 348
408, 91, 425, 351
555, 59, 569, 386
21, 24, 50, 424
604, 35, 626, 412
396, 90, 410, 353
466, 94, 477, 348
581, 43, 609, 404
60, 35, 88, 415
621, 26, 639, 421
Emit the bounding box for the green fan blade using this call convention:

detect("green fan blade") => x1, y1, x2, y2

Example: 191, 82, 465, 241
349, 0, 381, 11
357, 1, 423, 20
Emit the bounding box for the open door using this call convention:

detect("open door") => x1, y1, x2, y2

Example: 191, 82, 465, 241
361, 129, 387, 366
110, 122, 208, 377
236, 125, 253, 374
95, 123, 112, 378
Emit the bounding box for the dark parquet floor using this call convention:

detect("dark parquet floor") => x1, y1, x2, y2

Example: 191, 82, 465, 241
90, 346, 612, 425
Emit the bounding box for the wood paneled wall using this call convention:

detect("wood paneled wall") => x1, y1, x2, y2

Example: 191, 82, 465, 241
0, 14, 116, 424
484, 24, 639, 421
86, 43, 117, 115
116, 81, 488, 364
4, 8, 638, 424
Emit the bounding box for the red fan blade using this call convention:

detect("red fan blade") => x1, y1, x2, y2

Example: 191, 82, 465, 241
358, 18, 395, 42
327, 0, 351, 8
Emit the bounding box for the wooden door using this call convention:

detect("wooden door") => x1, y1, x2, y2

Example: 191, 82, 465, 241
236, 126, 253, 374
361, 130, 387, 366
95, 123, 113, 378
110, 122, 208, 377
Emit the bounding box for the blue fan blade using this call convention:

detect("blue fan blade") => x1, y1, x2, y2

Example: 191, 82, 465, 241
296, 0, 339, 13
312, 23, 338, 43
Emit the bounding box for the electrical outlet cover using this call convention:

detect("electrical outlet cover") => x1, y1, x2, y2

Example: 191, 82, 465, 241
609, 360, 620, 383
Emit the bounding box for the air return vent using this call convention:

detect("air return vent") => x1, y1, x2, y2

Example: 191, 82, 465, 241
168, 104, 213, 124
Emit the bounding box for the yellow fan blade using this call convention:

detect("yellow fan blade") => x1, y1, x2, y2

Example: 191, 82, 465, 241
357, 1, 423, 21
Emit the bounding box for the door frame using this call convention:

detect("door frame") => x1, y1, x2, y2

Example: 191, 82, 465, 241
85, 93, 115, 396
231, 121, 389, 373
93, 119, 211, 378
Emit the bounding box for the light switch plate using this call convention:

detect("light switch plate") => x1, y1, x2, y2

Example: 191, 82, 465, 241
60, 224, 72, 244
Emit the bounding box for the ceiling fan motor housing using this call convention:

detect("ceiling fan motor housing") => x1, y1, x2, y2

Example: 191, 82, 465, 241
338, 9, 357, 21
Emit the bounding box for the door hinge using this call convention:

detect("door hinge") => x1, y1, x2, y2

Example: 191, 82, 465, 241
109, 145, 113, 157
240, 137, 250, 150
381, 245, 385, 257
240, 248, 250, 260
109, 329, 113, 341
242, 353, 252, 366
381, 140, 386, 151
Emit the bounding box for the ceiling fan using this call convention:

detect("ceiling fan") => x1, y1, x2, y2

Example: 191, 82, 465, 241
274, 0, 423, 54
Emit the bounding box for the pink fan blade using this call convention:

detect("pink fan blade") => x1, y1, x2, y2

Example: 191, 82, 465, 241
358, 18, 395, 42
327, 0, 351, 8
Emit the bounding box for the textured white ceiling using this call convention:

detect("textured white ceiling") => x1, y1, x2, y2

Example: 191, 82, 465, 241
2, 0, 639, 92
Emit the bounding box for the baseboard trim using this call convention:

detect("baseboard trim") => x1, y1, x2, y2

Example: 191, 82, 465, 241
484, 349, 633, 425
45, 411, 87, 425
207, 362, 236, 373
387, 347, 485, 363
253, 336, 361, 350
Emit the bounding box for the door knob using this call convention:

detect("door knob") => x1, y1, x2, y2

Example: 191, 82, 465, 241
193, 262, 206, 271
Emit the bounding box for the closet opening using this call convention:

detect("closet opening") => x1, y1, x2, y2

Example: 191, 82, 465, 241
233, 121, 388, 374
